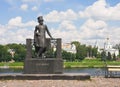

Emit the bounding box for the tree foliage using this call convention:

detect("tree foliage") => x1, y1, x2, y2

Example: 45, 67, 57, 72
113, 43, 120, 57
0, 44, 26, 62
7, 44, 26, 62
101, 51, 106, 61
107, 52, 112, 60
62, 50, 76, 61
1, 41, 118, 62
113, 53, 116, 61
71, 41, 98, 61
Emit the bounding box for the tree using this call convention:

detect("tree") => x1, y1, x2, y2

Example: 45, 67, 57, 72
86, 45, 92, 57
7, 43, 26, 62
101, 51, 106, 61
96, 52, 101, 59
62, 50, 76, 61
0, 45, 10, 62
113, 43, 120, 57
107, 52, 112, 60
45, 47, 56, 58
113, 53, 116, 61
92, 47, 98, 58
72, 41, 81, 61
72, 41, 86, 61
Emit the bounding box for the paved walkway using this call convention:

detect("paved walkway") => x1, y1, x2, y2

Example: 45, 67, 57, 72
0, 77, 120, 87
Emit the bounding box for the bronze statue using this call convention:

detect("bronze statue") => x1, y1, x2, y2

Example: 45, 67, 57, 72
34, 16, 53, 58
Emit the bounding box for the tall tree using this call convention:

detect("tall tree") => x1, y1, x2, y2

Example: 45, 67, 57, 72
0, 45, 10, 62
113, 43, 120, 57
72, 41, 86, 61
92, 47, 98, 58
101, 51, 106, 61
113, 53, 116, 61
86, 45, 92, 57
62, 50, 75, 61
107, 52, 112, 60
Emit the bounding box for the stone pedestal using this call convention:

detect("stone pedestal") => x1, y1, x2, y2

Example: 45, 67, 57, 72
24, 58, 63, 74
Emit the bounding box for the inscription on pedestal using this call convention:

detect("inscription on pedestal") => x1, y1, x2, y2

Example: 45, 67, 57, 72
36, 63, 49, 66
24, 58, 63, 74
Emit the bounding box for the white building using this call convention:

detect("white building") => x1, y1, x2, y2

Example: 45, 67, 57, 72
104, 38, 119, 56
96, 38, 119, 57
62, 43, 76, 54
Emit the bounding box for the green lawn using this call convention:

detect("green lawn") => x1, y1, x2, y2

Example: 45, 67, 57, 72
64, 59, 120, 68
0, 59, 120, 68
0, 62, 23, 68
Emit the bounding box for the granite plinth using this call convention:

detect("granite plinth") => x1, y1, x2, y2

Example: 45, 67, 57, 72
24, 58, 63, 74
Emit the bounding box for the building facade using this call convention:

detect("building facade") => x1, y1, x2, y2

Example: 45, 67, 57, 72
62, 43, 76, 54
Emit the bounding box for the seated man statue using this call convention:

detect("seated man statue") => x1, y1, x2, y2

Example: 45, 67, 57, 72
34, 16, 53, 58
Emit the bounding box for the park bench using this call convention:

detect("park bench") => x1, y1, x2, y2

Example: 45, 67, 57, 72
105, 65, 120, 77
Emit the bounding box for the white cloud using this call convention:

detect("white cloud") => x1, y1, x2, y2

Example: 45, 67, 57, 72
50, 18, 119, 48
81, 19, 107, 30
8, 16, 22, 27
20, 4, 28, 11
50, 28, 80, 43
49, 20, 81, 43
2, 0, 120, 47
108, 27, 120, 41
8, 16, 36, 27
31, 6, 38, 11
0, 16, 37, 44
79, 0, 120, 20
44, 9, 78, 22
49, 18, 109, 46
0, 25, 7, 35
80, 19, 107, 39
59, 20, 76, 31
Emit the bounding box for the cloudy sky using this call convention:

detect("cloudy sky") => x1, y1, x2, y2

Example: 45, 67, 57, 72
0, 0, 120, 47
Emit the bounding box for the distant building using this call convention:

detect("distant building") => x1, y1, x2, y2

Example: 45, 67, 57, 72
97, 38, 119, 56
62, 43, 76, 54
104, 38, 119, 56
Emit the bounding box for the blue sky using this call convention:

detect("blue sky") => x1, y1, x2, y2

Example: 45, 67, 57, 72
0, 0, 120, 47
0, 0, 96, 23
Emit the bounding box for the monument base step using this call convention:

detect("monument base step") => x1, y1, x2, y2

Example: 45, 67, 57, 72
0, 73, 90, 80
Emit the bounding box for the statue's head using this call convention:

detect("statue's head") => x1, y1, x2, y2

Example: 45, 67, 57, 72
37, 16, 44, 23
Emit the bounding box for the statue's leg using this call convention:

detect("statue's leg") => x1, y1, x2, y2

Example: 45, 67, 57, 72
38, 47, 43, 58
42, 47, 46, 58
35, 46, 39, 58
38, 47, 46, 58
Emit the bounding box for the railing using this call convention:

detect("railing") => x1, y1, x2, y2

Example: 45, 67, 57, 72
26, 38, 62, 59
105, 65, 120, 77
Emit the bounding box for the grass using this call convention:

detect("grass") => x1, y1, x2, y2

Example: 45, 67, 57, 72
0, 62, 24, 68
64, 59, 120, 68
0, 59, 120, 68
